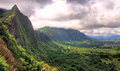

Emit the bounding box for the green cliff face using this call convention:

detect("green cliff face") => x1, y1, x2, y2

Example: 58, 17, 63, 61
10, 5, 38, 49
0, 5, 39, 55
0, 5, 56, 71
36, 27, 103, 48
37, 26, 89, 41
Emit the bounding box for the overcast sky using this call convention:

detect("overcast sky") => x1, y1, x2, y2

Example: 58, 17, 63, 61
0, 0, 120, 36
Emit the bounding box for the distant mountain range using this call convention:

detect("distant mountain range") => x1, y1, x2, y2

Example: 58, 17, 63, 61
36, 26, 90, 41
36, 27, 104, 48
37, 26, 120, 41
89, 35, 120, 40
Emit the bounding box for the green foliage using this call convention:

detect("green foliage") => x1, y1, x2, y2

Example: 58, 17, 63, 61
0, 56, 8, 71
0, 21, 42, 71
36, 40, 120, 71
36, 27, 119, 71
0, 22, 20, 58
0, 13, 56, 71
37, 27, 104, 48
0, 6, 57, 71
37, 27, 89, 41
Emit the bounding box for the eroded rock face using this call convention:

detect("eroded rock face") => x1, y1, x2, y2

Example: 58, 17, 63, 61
8, 15, 20, 43
6, 5, 39, 49
11, 5, 20, 14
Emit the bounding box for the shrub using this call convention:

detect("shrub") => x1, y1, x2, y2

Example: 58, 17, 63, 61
0, 56, 8, 71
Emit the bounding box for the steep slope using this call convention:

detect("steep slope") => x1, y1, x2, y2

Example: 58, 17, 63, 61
0, 5, 57, 71
0, 8, 6, 14
38, 27, 89, 41
0, 21, 42, 71
0, 38, 15, 71
36, 27, 102, 48
11, 5, 38, 48
0, 5, 39, 55
0, 56, 8, 71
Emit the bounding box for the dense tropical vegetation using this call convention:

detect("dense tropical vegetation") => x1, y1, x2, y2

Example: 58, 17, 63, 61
0, 5, 120, 71
0, 5, 57, 71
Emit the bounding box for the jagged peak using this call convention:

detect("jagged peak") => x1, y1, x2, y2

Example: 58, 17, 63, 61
11, 4, 20, 13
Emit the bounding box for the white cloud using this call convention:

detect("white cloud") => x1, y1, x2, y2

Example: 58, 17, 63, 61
81, 27, 120, 36
29, 0, 120, 36
30, 0, 89, 29
1, 0, 120, 36
30, 0, 71, 20
0, 0, 49, 16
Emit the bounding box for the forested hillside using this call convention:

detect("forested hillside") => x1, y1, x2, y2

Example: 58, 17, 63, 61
0, 5, 57, 71
0, 5, 120, 71
38, 27, 89, 41
36, 27, 103, 48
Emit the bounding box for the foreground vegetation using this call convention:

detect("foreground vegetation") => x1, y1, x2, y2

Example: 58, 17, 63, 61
0, 18, 57, 71
0, 5, 57, 71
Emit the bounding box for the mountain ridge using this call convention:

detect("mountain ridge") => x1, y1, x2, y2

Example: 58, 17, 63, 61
37, 26, 90, 41
89, 35, 120, 40
0, 5, 57, 71
5, 5, 39, 49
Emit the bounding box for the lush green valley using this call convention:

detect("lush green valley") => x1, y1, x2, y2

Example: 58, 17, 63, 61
0, 5, 120, 71
37, 27, 103, 48
34, 40, 120, 71
36, 27, 120, 71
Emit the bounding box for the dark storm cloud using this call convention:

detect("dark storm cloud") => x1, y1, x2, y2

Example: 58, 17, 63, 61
0, 0, 53, 16
54, 8, 88, 21
66, 0, 88, 5
101, 0, 115, 9
83, 23, 120, 30
36, 0, 53, 6
0, 0, 34, 16
106, 1, 115, 9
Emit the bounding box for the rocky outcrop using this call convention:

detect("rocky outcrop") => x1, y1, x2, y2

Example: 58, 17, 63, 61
5, 5, 39, 49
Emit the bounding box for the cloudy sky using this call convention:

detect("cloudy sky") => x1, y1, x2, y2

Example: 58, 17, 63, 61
0, 0, 120, 36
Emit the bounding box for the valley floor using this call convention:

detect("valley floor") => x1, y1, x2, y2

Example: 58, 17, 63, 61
38, 41, 120, 71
